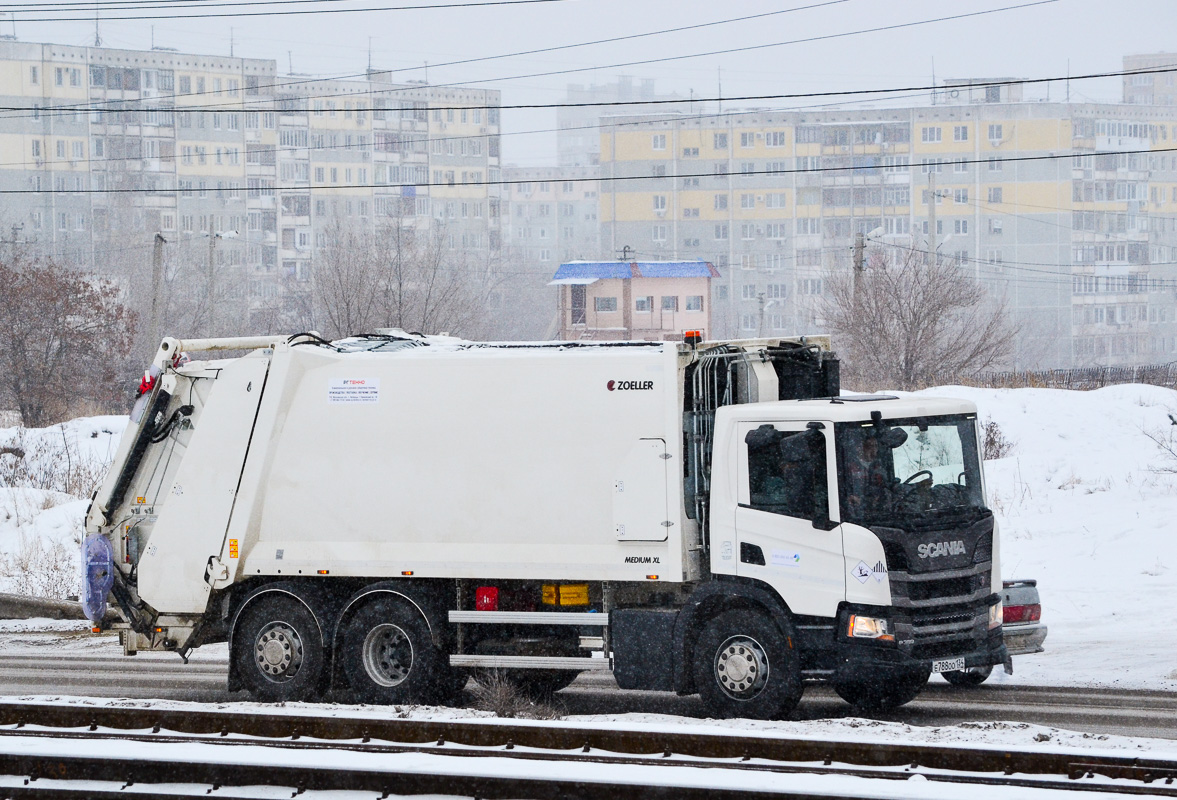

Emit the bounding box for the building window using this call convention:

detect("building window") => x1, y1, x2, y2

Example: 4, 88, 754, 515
683, 147, 699, 157
953, 125, 968, 142
652, 134, 666, 150
686, 295, 703, 311
921, 126, 942, 143
954, 158, 968, 173
662, 296, 679, 312
714, 194, 728, 210
766, 193, 786, 209
988, 187, 1003, 203
989, 219, 1003, 234
741, 314, 757, 331
765, 131, 787, 147
653, 194, 667, 212
988, 156, 1003, 172
988, 123, 1003, 141
740, 193, 755, 209
714, 224, 729, 240
954, 219, 968, 234
652, 224, 667, 242
953, 188, 968, 204
742, 284, 757, 300
714, 133, 728, 149
594, 297, 618, 312
636, 296, 653, 312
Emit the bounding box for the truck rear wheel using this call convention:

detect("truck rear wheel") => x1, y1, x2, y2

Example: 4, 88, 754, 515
232, 595, 325, 702
692, 608, 802, 720
342, 597, 455, 705
834, 665, 931, 711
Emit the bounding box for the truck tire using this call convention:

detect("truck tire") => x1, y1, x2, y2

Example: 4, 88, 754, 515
692, 608, 802, 720
941, 664, 993, 687
341, 597, 454, 704
833, 665, 931, 711
232, 595, 326, 702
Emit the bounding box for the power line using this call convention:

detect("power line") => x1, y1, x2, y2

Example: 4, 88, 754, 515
4, 145, 1174, 196
4, 0, 571, 22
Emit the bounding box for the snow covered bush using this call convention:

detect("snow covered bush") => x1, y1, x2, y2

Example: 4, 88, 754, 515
0, 417, 125, 599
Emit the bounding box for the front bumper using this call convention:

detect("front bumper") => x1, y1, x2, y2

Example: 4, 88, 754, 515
831, 615, 1008, 683
1003, 621, 1047, 656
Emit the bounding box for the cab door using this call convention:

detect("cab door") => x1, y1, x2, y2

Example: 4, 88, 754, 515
732, 420, 845, 617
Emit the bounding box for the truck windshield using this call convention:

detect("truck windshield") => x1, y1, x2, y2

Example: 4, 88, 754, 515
835, 415, 986, 528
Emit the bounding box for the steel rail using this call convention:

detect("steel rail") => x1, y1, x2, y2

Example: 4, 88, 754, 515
0, 701, 1174, 789
0, 725, 1174, 798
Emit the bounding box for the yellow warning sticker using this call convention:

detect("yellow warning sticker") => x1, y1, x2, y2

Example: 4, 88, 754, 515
228, 539, 239, 558
135, 497, 146, 505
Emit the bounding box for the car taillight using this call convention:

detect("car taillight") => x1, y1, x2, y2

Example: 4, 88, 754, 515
1003, 604, 1041, 623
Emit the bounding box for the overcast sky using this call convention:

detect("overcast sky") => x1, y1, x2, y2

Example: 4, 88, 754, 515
4, 0, 1173, 163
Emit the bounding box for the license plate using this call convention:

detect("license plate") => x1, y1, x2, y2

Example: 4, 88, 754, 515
931, 657, 966, 674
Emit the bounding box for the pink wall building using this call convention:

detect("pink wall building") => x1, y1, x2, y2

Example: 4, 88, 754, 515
550, 261, 718, 341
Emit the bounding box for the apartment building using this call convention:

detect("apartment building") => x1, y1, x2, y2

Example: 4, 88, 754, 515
598, 87, 1177, 368
557, 77, 688, 168
0, 40, 503, 337
0, 39, 275, 339
1123, 53, 1177, 106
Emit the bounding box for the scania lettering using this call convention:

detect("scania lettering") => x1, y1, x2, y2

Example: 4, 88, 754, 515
82, 332, 1006, 718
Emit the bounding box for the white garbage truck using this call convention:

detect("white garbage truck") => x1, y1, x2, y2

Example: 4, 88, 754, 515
82, 331, 1007, 718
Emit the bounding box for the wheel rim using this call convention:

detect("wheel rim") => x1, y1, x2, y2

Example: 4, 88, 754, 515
713, 634, 770, 701
361, 623, 414, 687
253, 621, 304, 683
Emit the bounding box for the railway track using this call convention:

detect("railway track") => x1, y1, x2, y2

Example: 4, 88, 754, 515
0, 702, 1172, 798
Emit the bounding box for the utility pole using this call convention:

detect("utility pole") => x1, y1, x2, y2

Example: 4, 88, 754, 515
853, 231, 865, 300
150, 233, 166, 349
928, 172, 938, 266
757, 292, 766, 338
208, 223, 217, 336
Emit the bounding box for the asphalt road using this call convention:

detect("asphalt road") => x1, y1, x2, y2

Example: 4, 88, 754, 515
0, 640, 1173, 740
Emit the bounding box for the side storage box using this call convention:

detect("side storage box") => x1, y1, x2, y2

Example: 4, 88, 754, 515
611, 608, 677, 691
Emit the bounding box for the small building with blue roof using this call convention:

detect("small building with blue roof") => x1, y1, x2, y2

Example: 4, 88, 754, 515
550, 260, 719, 341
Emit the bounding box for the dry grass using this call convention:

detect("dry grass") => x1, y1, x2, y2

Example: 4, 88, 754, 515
469, 670, 564, 720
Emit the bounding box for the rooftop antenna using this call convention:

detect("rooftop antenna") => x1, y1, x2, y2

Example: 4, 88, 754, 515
1066, 58, 1071, 103
367, 37, 373, 73
930, 57, 936, 105
93, 9, 101, 47
717, 67, 722, 114
424, 60, 429, 83
288, 50, 293, 74
230, 27, 234, 57
150, 25, 154, 49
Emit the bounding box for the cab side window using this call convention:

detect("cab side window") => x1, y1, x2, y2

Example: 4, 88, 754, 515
745, 424, 827, 519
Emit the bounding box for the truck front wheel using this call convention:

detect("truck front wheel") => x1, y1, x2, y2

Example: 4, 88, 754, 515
342, 597, 455, 704
232, 595, 326, 702
692, 609, 802, 720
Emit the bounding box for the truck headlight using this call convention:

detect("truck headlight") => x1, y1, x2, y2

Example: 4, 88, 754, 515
848, 614, 894, 641
988, 601, 1002, 629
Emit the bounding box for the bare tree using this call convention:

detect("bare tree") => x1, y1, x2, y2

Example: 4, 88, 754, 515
0, 253, 137, 426
309, 217, 496, 340
822, 246, 1016, 391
